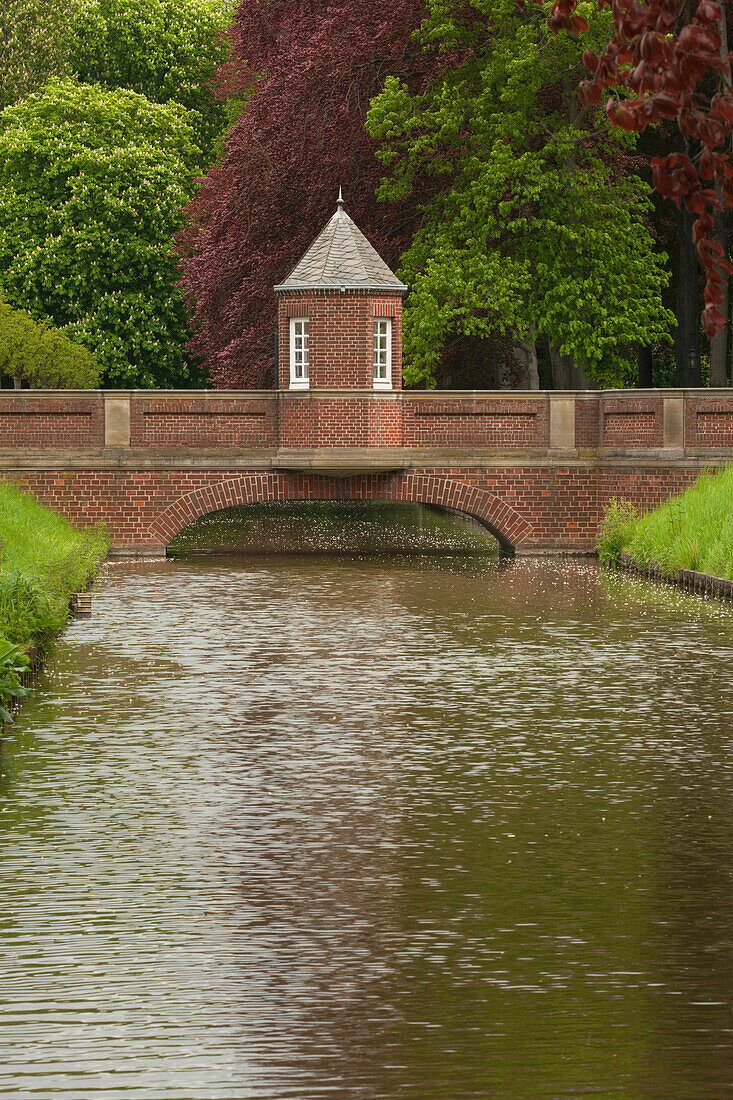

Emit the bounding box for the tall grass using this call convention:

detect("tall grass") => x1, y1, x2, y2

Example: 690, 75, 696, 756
0, 482, 108, 723
598, 464, 733, 580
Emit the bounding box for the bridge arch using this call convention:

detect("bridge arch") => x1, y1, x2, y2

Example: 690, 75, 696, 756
145, 472, 533, 554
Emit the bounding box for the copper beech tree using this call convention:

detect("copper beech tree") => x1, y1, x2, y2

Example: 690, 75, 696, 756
177, 0, 428, 388
534, 0, 733, 363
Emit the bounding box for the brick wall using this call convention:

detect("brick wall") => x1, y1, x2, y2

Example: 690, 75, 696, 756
403, 398, 549, 449
575, 395, 600, 449
0, 395, 104, 448
598, 468, 702, 516
3, 459, 728, 556
1, 389, 733, 555
279, 393, 403, 448
685, 395, 733, 448
602, 396, 664, 448
0, 468, 540, 552
276, 290, 403, 390
130, 396, 277, 448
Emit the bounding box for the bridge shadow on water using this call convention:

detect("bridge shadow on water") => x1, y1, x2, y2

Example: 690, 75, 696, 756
167, 501, 502, 561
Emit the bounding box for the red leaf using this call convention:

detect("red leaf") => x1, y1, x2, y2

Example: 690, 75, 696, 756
703, 306, 725, 339
699, 153, 715, 180
568, 14, 590, 33
578, 80, 603, 106
704, 282, 725, 306
697, 1, 723, 26
582, 49, 600, 73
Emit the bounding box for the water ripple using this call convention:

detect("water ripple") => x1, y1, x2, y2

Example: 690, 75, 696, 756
1, 555, 731, 1098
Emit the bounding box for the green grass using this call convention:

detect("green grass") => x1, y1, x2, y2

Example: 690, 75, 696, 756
598, 464, 733, 580
0, 481, 108, 648
0, 482, 108, 725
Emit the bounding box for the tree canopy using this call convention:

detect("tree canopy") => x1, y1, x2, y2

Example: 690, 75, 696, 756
71, 0, 230, 160
536, 0, 733, 341
0, 0, 79, 109
0, 296, 101, 388
367, 0, 675, 387
0, 80, 203, 388
1, 0, 730, 391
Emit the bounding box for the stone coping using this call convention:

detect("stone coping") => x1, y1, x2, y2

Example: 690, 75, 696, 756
0, 448, 731, 472
1, 388, 732, 400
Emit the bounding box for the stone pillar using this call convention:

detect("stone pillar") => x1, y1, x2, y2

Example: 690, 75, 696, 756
663, 394, 684, 450
104, 393, 131, 447
549, 394, 576, 451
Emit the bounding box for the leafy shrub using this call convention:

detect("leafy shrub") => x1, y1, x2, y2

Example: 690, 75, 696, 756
0, 570, 63, 648
0, 638, 31, 726
597, 499, 640, 564
0, 296, 101, 388
0, 80, 202, 388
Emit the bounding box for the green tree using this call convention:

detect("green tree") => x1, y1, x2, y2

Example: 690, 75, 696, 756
71, 0, 230, 160
0, 80, 203, 388
0, 0, 79, 108
0, 296, 101, 387
367, 0, 676, 388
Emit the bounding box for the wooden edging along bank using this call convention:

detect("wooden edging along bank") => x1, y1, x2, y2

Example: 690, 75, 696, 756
609, 552, 733, 603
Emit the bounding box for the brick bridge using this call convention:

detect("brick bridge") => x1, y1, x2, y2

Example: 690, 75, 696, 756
2, 198, 732, 556
0, 386, 732, 557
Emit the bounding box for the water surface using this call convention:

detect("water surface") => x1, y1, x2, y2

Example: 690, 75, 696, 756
1, 548, 731, 1098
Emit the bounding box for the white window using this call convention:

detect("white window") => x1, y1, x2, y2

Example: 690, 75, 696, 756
373, 318, 392, 388
290, 317, 309, 388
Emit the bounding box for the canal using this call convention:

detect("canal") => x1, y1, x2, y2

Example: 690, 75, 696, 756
1, 504, 731, 1098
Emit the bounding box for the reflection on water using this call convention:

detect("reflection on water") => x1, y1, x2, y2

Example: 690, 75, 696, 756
0, 548, 732, 1098
168, 501, 500, 557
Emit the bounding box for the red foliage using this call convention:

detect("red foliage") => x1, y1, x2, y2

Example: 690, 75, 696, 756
523, 0, 733, 337
177, 0, 427, 387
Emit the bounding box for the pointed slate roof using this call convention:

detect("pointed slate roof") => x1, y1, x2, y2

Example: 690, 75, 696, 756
274, 191, 408, 293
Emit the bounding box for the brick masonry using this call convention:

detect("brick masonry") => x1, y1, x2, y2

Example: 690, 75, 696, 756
602, 396, 665, 449
130, 396, 277, 448
0, 396, 104, 448
277, 290, 404, 392
685, 395, 733, 448
402, 398, 549, 449
0, 388, 732, 555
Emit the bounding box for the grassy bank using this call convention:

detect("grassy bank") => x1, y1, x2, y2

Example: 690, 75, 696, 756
598, 465, 733, 581
0, 482, 108, 724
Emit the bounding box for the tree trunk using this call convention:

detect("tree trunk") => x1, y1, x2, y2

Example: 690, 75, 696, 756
549, 344, 597, 389
710, 1, 731, 386
569, 355, 597, 389
549, 344, 570, 389
510, 335, 539, 390
638, 344, 654, 388
709, 201, 729, 386
495, 358, 513, 388
674, 202, 701, 387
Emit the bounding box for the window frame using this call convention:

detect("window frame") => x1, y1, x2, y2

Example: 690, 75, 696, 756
372, 317, 392, 389
289, 317, 310, 389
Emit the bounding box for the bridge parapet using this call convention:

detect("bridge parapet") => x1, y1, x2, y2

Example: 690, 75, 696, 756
1, 388, 732, 556
1, 388, 732, 459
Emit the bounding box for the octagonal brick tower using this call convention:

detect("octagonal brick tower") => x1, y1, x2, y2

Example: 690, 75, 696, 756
274, 191, 407, 451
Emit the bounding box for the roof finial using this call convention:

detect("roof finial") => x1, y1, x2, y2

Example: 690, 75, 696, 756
336, 186, 345, 213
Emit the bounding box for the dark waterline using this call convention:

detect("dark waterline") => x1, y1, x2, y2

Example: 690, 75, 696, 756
1, 553, 732, 1098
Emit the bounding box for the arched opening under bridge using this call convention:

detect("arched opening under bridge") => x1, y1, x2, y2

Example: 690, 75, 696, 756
145, 473, 533, 556
167, 500, 501, 559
